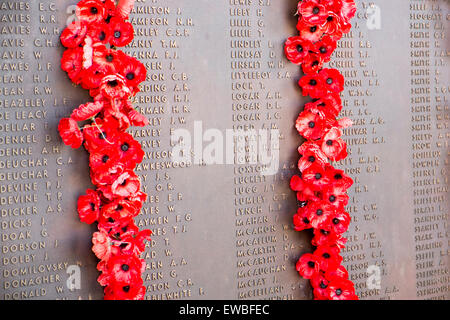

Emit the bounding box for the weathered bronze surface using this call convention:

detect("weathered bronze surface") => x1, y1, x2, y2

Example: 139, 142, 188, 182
0, 0, 448, 300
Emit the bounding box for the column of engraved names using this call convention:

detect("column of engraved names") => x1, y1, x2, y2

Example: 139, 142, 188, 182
128, 1, 203, 300
333, 2, 393, 299
229, 0, 285, 300
409, 0, 450, 300
0, 1, 75, 300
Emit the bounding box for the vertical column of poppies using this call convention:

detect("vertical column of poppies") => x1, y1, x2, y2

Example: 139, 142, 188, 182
285, 0, 358, 300
58, 0, 151, 300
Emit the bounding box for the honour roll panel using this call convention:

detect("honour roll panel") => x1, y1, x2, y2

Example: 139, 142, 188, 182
0, 0, 448, 300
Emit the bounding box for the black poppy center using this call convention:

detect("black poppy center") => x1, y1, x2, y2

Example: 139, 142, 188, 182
327, 16, 334, 22
320, 282, 327, 289
308, 121, 315, 128
116, 204, 124, 211
307, 261, 315, 268
105, 54, 114, 62
123, 286, 130, 293
312, 7, 320, 15
99, 31, 106, 41
321, 229, 329, 235
326, 78, 333, 85
296, 45, 303, 53
121, 264, 130, 271
90, 7, 98, 14
309, 79, 317, 86
126, 72, 135, 80
336, 289, 342, 296
99, 132, 107, 140
323, 253, 331, 259
320, 46, 327, 54
120, 243, 128, 249
299, 201, 307, 208
334, 173, 343, 180
329, 195, 336, 202
108, 218, 115, 223
310, 26, 317, 33
121, 179, 128, 186
326, 140, 333, 146
114, 31, 121, 38
303, 217, 310, 224
315, 173, 322, 180
121, 143, 130, 152
90, 203, 96, 211
333, 218, 340, 225
312, 60, 319, 67
102, 155, 109, 163
108, 80, 118, 87
316, 209, 323, 216
308, 156, 315, 163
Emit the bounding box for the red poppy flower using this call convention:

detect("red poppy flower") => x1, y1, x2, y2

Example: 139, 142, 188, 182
103, 254, 144, 284
89, 145, 120, 171
326, 277, 358, 300
328, 210, 351, 234
92, 45, 121, 73
284, 36, 312, 65
80, 63, 110, 90
297, 142, 329, 172
296, 19, 325, 42
301, 53, 324, 74
87, 21, 111, 44
104, 279, 146, 300
319, 68, 344, 94
115, 132, 144, 168
60, 21, 87, 48
323, 185, 349, 210
306, 200, 335, 229
109, 17, 134, 47
298, 73, 326, 99
100, 170, 141, 200
126, 191, 147, 212
76, 0, 107, 24
298, 0, 328, 25
99, 0, 117, 18
295, 110, 326, 140
58, 118, 83, 149
304, 93, 342, 118
71, 101, 104, 121
293, 207, 312, 231
313, 35, 337, 63
339, 0, 357, 25
61, 48, 84, 84
320, 127, 347, 161
311, 273, 330, 300
116, 0, 136, 19
312, 225, 346, 248
322, 12, 342, 37
302, 163, 330, 190
116, 229, 152, 256
313, 245, 342, 271
325, 265, 349, 280
325, 165, 353, 190
91, 162, 125, 187
77, 189, 100, 224
92, 231, 111, 260
83, 117, 120, 152
100, 199, 139, 221
119, 56, 147, 92
100, 74, 132, 99
296, 253, 320, 279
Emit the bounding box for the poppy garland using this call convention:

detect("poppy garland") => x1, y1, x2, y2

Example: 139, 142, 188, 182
285, 0, 359, 300
58, 0, 151, 300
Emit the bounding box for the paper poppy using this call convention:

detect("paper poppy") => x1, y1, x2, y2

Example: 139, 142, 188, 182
284, 36, 312, 65
76, 0, 107, 24
77, 189, 101, 224
58, 118, 83, 149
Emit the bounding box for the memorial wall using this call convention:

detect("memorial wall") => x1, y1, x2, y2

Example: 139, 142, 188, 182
0, 0, 448, 300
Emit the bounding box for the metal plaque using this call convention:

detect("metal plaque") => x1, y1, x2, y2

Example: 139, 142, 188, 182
0, 0, 448, 300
